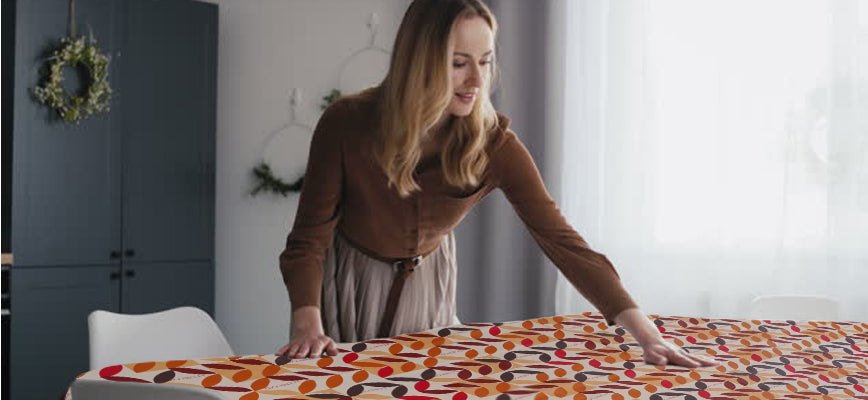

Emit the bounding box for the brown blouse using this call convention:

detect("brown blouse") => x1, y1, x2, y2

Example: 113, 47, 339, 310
279, 94, 638, 326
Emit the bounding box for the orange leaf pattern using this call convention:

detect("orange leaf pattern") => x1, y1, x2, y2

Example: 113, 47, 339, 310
66, 313, 868, 399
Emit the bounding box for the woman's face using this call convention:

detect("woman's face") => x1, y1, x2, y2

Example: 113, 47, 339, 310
448, 16, 494, 117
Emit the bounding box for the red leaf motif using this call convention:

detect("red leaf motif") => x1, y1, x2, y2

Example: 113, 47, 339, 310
295, 371, 334, 377
231, 359, 272, 365
99, 365, 123, 378
378, 366, 393, 378
172, 368, 217, 375
466, 378, 499, 384
525, 385, 557, 389
209, 386, 252, 392
456, 341, 489, 347
201, 363, 245, 370
477, 338, 505, 343
268, 375, 306, 381
371, 357, 407, 363
395, 352, 426, 358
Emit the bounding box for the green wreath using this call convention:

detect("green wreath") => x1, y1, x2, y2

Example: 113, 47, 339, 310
34, 35, 112, 123
250, 89, 343, 198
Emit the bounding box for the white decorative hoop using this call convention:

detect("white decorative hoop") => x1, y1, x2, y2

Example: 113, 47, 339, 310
335, 12, 392, 94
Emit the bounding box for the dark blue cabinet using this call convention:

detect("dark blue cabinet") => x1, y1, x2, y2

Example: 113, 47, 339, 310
9, 0, 218, 399
10, 266, 119, 400
121, 261, 215, 315
11, 0, 123, 268
121, 0, 216, 264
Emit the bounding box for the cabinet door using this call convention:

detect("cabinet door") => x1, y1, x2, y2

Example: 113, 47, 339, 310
10, 266, 120, 400
120, 261, 214, 315
120, 0, 217, 263
11, 0, 123, 267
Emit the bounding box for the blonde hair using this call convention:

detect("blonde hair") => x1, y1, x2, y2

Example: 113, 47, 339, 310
372, 0, 500, 197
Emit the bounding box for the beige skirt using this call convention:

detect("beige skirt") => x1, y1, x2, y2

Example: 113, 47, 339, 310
321, 232, 461, 343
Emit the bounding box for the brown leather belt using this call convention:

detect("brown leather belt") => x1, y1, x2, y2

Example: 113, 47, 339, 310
336, 232, 440, 338
378, 255, 422, 338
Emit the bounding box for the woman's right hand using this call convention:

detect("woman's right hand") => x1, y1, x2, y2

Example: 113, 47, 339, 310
275, 305, 339, 358
276, 330, 338, 359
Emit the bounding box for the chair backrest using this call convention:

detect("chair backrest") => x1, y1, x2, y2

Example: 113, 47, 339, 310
748, 295, 841, 321
71, 379, 226, 400
88, 306, 234, 370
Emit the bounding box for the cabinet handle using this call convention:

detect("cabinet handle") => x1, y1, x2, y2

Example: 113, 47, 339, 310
109, 272, 121, 280
125, 270, 136, 278
124, 249, 136, 257
110, 251, 120, 259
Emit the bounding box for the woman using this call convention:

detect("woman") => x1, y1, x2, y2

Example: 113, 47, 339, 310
276, 0, 719, 369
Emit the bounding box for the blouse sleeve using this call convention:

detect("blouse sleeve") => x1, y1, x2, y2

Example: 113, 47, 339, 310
488, 125, 638, 326
278, 101, 347, 311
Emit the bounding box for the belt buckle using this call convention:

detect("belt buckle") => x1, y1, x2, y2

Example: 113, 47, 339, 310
393, 255, 422, 273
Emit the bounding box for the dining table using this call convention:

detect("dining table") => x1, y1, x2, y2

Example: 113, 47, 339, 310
66, 312, 868, 400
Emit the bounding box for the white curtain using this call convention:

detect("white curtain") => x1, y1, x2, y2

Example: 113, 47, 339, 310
554, 0, 868, 322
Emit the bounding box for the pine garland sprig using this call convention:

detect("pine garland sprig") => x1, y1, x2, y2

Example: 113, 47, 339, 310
250, 162, 304, 197
321, 89, 342, 111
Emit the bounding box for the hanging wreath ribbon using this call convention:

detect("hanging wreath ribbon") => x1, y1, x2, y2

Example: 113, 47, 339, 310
33, 0, 112, 123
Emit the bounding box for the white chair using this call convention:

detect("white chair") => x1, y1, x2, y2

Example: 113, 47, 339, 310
748, 295, 841, 321
88, 306, 234, 370
71, 380, 226, 400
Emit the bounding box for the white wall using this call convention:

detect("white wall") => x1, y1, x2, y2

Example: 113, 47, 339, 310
212, 0, 408, 356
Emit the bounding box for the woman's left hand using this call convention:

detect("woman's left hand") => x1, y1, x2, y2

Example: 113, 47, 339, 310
640, 339, 721, 368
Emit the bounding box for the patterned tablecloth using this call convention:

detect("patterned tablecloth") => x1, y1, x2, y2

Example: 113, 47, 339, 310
67, 313, 868, 400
